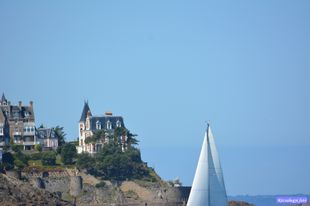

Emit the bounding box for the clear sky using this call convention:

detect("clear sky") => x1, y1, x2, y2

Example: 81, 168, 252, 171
1, 0, 309, 195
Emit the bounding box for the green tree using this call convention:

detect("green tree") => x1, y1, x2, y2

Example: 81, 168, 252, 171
35, 144, 42, 152
126, 130, 139, 147
61, 143, 77, 165
114, 127, 139, 147
2, 152, 14, 170
91, 143, 149, 180
14, 159, 26, 169
76, 152, 96, 174
54, 126, 66, 147
42, 152, 56, 166
11, 144, 23, 153
85, 129, 107, 144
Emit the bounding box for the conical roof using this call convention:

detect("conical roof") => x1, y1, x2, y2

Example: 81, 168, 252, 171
80, 101, 92, 122
1, 93, 7, 103
187, 125, 228, 206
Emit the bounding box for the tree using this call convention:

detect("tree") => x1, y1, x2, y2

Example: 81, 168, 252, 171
11, 144, 23, 153
35, 144, 42, 152
42, 152, 56, 166
114, 127, 139, 147
54, 126, 66, 147
76, 152, 96, 174
85, 129, 106, 144
14, 159, 26, 169
61, 143, 77, 165
126, 130, 139, 147
2, 152, 14, 170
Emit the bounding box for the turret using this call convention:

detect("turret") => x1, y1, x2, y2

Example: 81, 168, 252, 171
0, 93, 8, 105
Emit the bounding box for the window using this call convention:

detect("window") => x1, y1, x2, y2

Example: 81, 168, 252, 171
27, 127, 30, 132
0, 127, 3, 134
96, 121, 101, 130
116, 120, 121, 128
86, 119, 90, 130
106, 120, 112, 130
31, 127, 34, 132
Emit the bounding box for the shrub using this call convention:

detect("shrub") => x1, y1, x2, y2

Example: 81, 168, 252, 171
11, 144, 24, 153
35, 144, 42, 152
14, 159, 26, 169
28, 152, 42, 160
95, 181, 106, 188
77, 143, 150, 181
2, 152, 14, 170
42, 152, 56, 166
61, 143, 77, 165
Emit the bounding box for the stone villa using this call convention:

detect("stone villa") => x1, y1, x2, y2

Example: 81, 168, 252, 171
0, 93, 58, 150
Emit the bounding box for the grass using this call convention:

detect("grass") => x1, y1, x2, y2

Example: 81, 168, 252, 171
56, 154, 62, 165
28, 160, 42, 166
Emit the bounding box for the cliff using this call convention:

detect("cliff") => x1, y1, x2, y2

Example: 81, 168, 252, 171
1, 172, 254, 206
0, 173, 71, 206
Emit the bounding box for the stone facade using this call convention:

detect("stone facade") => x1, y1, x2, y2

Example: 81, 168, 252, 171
0, 93, 36, 150
77, 101, 126, 154
0, 93, 58, 150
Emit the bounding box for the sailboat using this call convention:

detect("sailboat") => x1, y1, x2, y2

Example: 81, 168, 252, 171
187, 124, 228, 206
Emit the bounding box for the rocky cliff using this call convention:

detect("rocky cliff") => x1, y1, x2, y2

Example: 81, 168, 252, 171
0, 173, 71, 206
1, 172, 254, 206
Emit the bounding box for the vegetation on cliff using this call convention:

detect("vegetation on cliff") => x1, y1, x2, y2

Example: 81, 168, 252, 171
1, 125, 161, 185
77, 142, 156, 182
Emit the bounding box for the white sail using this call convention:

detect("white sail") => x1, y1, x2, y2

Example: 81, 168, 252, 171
187, 125, 228, 206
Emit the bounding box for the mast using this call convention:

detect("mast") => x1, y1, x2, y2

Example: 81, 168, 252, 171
207, 124, 211, 206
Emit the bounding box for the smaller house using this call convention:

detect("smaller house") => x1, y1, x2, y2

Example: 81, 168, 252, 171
36, 127, 58, 150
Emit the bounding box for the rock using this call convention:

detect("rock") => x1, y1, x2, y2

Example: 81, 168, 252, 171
0, 173, 72, 206
229, 200, 255, 206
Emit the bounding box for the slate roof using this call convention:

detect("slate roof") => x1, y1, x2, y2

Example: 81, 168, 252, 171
8, 105, 35, 120
1, 93, 7, 103
36, 128, 56, 139
89, 116, 125, 131
80, 101, 92, 122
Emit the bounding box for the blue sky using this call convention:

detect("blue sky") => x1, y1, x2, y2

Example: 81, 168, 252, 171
1, 0, 309, 195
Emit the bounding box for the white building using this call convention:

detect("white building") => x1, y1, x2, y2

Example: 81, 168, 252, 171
77, 101, 126, 154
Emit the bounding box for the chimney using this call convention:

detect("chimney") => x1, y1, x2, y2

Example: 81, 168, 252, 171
19, 101, 22, 108
29, 101, 33, 107
105, 112, 113, 116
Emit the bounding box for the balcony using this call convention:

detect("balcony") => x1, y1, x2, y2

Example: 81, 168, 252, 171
14, 131, 22, 136
23, 141, 35, 146
23, 131, 35, 136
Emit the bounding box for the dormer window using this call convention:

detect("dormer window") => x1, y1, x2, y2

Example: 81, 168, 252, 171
116, 120, 121, 128
24, 111, 29, 117
106, 120, 112, 130
96, 120, 101, 130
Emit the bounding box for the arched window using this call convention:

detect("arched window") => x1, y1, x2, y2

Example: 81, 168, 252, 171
86, 119, 90, 130
96, 120, 101, 130
106, 120, 112, 130
116, 120, 121, 128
